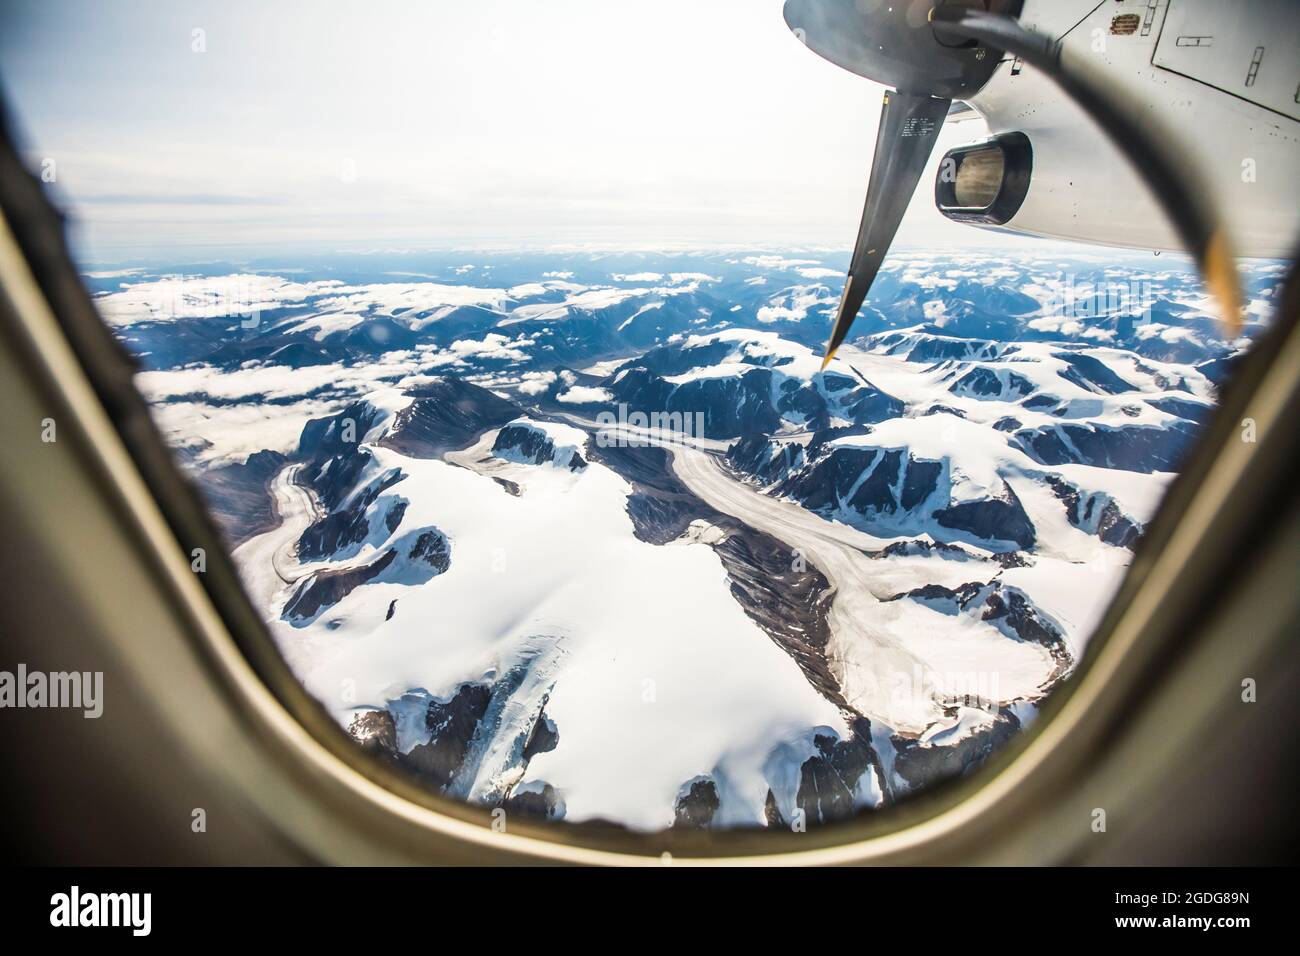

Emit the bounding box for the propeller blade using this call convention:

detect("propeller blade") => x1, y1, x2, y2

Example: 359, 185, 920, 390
822, 90, 951, 368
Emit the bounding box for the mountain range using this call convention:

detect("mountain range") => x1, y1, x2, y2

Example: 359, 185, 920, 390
88, 248, 1280, 831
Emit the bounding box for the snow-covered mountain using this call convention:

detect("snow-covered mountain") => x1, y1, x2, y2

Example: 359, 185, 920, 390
93, 248, 1281, 831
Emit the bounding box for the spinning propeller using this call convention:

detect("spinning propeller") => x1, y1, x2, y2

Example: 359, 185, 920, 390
783, 0, 1240, 359
783, 1, 1020, 366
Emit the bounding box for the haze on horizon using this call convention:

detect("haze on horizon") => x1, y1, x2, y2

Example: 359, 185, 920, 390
0, 0, 1033, 264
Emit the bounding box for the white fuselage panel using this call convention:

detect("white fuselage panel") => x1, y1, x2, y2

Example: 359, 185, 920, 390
965, 0, 1299, 258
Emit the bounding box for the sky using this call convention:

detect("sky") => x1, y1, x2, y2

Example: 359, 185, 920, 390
0, 0, 1005, 263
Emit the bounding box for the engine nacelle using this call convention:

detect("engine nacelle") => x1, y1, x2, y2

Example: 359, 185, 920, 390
935, 132, 1033, 226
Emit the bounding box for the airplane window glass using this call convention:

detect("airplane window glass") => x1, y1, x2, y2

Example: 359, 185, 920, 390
3, 0, 1292, 837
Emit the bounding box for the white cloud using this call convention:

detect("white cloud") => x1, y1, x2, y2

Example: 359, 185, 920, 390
135, 355, 420, 403
313, 281, 510, 320
755, 285, 835, 324
556, 385, 614, 404
516, 370, 558, 395
94, 274, 342, 326
448, 333, 532, 362
740, 255, 822, 271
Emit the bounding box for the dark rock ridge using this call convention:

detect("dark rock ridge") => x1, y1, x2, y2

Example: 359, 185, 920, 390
864, 538, 1028, 568
674, 721, 884, 831
673, 778, 721, 829
773, 445, 943, 518
712, 525, 840, 707
604, 339, 903, 439
1021, 393, 1061, 411
727, 435, 807, 485
297, 400, 388, 468
523, 712, 560, 762
1149, 396, 1214, 423
1093, 501, 1141, 548
380, 377, 521, 458
735, 437, 1037, 550
762, 720, 883, 829
934, 483, 1036, 551
1053, 351, 1135, 394
284, 548, 397, 623
297, 466, 405, 560
795, 723, 881, 826
1045, 474, 1142, 550
294, 399, 398, 521
283, 527, 451, 625
401, 683, 494, 791
492, 476, 522, 496
407, 529, 451, 573
868, 330, 1008, 364
607, 364, 782, 438
301, 445, 377, 512
1014, 420, 1199, 473
922, 403, 967, 418
887, 579, 1071, 676
890, 707, 1023, 794
281, 401, 456, 622
503, 783, 564, 822
348, 660, 565, 821
492, 423, 587, 471
949, 366, 1036, 400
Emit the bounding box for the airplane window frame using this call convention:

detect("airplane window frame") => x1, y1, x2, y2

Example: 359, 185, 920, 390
1, 101, 1296, 863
